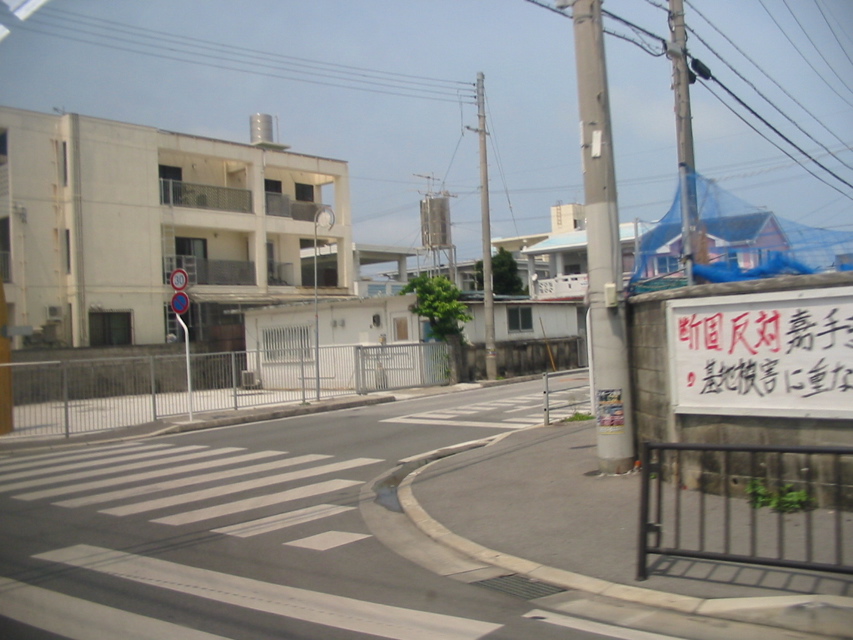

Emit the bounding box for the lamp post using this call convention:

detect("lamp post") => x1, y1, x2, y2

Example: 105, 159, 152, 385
314, 205, 335, 401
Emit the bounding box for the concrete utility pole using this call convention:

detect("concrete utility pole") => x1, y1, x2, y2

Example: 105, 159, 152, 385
475, 72, 498, 381
668, 0, 700, 285
571, 0, 634, 474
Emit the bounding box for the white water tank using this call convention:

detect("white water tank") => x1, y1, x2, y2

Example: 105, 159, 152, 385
250, 113, 274, 145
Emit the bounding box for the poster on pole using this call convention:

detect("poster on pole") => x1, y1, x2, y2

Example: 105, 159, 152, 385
667, 286, 853, 419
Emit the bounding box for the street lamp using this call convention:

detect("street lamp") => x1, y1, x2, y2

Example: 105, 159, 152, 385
314, 205, 335, 401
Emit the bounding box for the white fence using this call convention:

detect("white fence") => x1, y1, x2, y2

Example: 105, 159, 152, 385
3, 342, 451, 439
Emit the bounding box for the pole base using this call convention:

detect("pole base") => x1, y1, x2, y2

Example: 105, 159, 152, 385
597, 456, 635, 475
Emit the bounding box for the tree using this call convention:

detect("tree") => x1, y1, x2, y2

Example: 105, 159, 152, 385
475, 247, 525, 295
400, 274, 472, 341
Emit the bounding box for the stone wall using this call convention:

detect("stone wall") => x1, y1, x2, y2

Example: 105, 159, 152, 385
628, 272, 853, 507
461, 337, 584, 382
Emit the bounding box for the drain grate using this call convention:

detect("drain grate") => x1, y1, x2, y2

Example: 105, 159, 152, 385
474, 574, 566, 600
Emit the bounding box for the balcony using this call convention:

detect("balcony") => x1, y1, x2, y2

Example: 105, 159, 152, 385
264, 192, 323, 222
1, 250, 9, 283
160, 179, 252, 214
534, 273, 588, 300
164, 255, 255, 286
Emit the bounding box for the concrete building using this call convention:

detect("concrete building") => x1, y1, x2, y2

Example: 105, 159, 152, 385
0, 107, 353, 348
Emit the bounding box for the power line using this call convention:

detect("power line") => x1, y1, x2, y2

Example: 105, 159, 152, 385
813, 0, 853, 69
696, 75, 853, 202
19, 7, 475, 104
756, 0, 853, 108
684, 0, 852, 161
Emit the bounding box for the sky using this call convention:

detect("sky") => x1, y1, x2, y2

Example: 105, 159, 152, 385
0, 0, 851, 270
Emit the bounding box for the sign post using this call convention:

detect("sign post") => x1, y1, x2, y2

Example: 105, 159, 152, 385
170, 270, 193, 421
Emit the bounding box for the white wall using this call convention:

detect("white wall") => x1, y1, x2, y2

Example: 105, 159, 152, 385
464, 302, 581, 343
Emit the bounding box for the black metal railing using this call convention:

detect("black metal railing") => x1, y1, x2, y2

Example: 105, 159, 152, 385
637, 441, 853, 580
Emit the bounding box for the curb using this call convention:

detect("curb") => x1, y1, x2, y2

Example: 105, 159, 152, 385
396, 437, 853, 636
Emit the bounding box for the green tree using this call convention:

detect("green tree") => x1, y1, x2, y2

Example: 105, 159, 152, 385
401, 274, 472, 341
475, 248, 525, 295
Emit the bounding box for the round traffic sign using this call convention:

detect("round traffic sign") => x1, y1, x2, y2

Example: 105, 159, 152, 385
171, 291, 191, 315
170, 268, 189, 291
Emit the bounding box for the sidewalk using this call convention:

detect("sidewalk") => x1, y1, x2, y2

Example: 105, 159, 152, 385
401, 420, 853, 638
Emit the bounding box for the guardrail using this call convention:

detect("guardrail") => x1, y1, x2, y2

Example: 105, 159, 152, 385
542, 368, 590, 424
637, 441, 853, 581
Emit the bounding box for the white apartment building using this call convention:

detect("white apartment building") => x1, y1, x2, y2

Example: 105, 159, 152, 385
0, 106, 353, 348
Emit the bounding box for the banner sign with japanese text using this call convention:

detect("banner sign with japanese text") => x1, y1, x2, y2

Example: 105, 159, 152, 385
667, 287, 853, 419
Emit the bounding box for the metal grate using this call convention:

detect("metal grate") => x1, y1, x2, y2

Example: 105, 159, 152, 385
474, 574, 565, 600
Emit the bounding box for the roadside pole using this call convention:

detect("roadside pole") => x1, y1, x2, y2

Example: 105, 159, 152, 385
571, 0, 634, 474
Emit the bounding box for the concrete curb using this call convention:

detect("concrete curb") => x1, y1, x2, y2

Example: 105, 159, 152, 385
396, 440, 853, 636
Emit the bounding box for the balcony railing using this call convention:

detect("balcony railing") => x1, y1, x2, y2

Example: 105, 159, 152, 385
1, 250, 10, 283
264, 192, 322, 222
160, 179, 252, 214
164, 255, 255, 286
268, 261, 294, 286
534, 274, 589, 300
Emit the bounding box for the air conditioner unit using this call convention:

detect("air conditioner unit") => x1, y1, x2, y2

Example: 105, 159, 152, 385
241, 370, 260, 388
46, 305, 62, 322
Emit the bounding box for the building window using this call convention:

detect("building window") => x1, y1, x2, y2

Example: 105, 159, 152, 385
0, 129, 7, 165
159, 164, 183, 204
295, 182, 314, 202
393, 316, 409, 342
655, 255, 680, 275
263, 325, 311, 362
89, 311, 132, 346
264, 179, 282, 194
64, 229, 71, 274
507, 306, 533, 332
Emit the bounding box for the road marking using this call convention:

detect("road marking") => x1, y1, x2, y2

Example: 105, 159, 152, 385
15, 450, 287, 501
381, 417, 522, 429
0, 442, 164, 472
286, 531, 371, 550
4, 447, 246, 495
524, 609, 686, 640
54, 453, 330, 508
0, 445, 207, 484
102, 457, 382, 517
212, 503, 354, 538
0, 576, 232, 640
150, 479, 362, 525
35, 545, 503, 640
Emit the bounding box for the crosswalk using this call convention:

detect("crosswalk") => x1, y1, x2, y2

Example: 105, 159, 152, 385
0, 441, 381, 548
382, 389, 591, 429
0, 442, 509, 639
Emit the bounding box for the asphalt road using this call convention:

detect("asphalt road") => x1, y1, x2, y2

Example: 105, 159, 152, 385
0, 378, 623, 640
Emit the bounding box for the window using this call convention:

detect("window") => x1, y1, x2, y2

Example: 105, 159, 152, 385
175, 237, 207, 259
263, 325, 311, 362
295, 182, 314, 202
59, 141, 68, 186
159, 164, 183, 204
393, 316, 409, 342
89, 311, 132, 346
655, 255, 679, 275
264, 179, 282, 194
507, 306, 533, 332
64, 229, 71, 274
0, 129, 6, 165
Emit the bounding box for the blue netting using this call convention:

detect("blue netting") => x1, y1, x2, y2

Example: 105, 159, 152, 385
630, 171, 853, 292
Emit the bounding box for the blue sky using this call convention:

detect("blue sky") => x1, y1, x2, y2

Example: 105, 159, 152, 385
0, 0, 850, 265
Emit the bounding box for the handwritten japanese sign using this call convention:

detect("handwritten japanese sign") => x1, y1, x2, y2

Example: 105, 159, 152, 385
667, 287, 853, 419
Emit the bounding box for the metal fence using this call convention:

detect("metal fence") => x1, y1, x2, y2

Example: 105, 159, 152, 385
637, 442, 853, 581
3, 342, 451, 439
542, 368, 590, 424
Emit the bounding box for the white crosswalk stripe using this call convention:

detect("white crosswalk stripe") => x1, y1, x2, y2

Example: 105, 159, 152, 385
2, 447, 247, 494
0, 577, 232, 640
100, 457, 382, 517
34, 545, 503, 639
1, 444, 383, 550
0, 442, 167, 473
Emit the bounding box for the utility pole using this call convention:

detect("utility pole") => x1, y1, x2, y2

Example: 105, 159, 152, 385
668, 0, 700, 284
571, 0, 634, 474
474, 72, 497, 381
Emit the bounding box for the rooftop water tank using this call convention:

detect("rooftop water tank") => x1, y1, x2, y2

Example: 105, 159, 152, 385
250, 114, 289, 150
